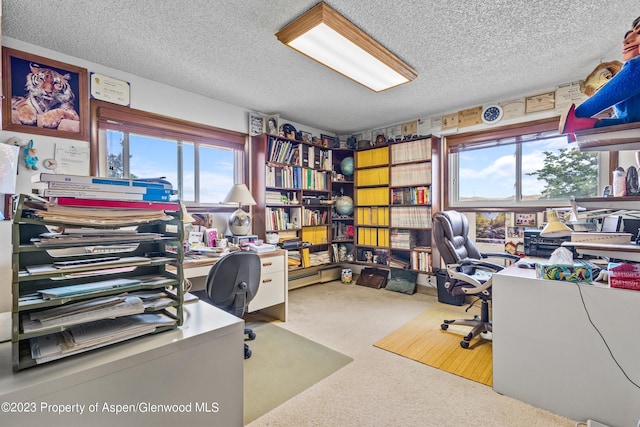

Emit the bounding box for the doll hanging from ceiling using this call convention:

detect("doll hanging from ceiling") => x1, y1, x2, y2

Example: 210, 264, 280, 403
560, 15, 640, 136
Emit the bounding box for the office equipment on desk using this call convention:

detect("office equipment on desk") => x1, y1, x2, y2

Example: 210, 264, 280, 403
432, 211, 519, 349
200, 251, 261, 359
524, 228, 572, 257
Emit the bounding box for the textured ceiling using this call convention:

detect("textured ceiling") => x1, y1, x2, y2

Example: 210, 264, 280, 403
2, 1, 639, 135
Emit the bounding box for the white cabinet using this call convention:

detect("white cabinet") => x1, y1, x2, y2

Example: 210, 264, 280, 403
248, 250, 288, 321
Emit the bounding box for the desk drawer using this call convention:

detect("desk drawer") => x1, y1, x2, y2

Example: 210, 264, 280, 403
259, 254, 285, 275
249, 270, 285, 312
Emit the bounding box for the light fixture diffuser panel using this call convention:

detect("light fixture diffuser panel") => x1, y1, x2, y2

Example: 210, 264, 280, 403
276, 2, 416, 92
288, 24, 409, 92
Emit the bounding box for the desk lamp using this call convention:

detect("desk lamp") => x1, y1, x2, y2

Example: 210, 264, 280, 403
540, 209, 573, 238
224, 184, 256, 236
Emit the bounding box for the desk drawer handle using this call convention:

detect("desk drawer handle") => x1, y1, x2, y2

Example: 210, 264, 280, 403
262, 262, 273, 267
262, 278, 272, 284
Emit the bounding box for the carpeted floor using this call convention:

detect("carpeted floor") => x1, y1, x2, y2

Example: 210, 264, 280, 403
243, 321, 353, 425
374, 308, 493, 386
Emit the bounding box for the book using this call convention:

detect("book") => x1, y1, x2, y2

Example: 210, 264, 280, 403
44, 188, 173, 201
37, 173, 173, 190
53, 197, 180, 211
47, 180, 175, 195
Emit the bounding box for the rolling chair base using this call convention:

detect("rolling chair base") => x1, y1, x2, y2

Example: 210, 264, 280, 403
245, 327, 255, 359
440, 299, 492, 348
441, 318, 492, 348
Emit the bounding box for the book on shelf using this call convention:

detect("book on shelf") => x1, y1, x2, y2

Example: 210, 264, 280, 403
37, 173, 174, 190
43, 188, 174, 201
53, 197, 180, 211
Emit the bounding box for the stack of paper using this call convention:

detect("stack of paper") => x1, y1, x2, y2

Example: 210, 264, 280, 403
29, 313, 176, 364
246, 243, 277, 253
23, 296, 144, 332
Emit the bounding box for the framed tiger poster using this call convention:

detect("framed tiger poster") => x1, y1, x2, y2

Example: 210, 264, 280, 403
2, 47, 89, 141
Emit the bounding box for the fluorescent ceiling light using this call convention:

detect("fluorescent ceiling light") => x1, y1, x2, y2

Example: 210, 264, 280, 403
276, 2, 417, 92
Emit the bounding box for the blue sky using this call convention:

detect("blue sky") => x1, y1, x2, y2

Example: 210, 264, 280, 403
107, 132, 234, 203
458, 136, 569, 199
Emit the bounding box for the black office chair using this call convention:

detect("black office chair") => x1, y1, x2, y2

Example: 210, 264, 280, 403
432, 210, 519, 348
201, 251, 261, 359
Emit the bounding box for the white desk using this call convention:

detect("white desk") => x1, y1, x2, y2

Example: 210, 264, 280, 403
0, 302, 244, 427
181, 249, 288, 321
492, 264, 640, 427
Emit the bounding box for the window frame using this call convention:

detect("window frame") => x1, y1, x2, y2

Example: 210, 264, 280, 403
90, 100, 248, 209
443, 117, 614, 212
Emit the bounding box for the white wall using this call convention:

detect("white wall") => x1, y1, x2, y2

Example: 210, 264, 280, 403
0, 37, 330, 313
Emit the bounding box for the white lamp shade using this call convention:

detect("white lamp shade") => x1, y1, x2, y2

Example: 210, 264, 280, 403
223, 183, 256, 206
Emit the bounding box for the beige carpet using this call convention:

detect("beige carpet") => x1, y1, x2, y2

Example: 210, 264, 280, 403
374, 308, 493, 386
244, 321, 353, 425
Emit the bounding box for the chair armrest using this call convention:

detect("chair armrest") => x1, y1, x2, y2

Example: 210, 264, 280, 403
445, 261, 496, 296
480, 252, 520, 262
459, 258, 504, 272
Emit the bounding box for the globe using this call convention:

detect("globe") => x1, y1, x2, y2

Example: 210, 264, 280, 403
335, 195, 354, 216
340, 157, 354, 176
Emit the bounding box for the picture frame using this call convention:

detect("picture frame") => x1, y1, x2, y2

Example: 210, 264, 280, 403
249, 113, 264, 136
300, 131, 312, 144
2, 47, 89, 141
515, 213, 537, 227
321, 133, 339, 148
265, 114, 279, 136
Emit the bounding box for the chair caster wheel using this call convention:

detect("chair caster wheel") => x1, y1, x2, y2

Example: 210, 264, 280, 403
441, 323, 449, 330
244, 344, 252, 359
248, 331, 256, 340
460, 340, 470, 349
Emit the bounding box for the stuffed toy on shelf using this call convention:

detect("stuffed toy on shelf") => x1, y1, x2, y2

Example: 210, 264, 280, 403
560, 15, 640, 135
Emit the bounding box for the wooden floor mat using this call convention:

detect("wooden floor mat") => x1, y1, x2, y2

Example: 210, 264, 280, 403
374, 308, 493, 386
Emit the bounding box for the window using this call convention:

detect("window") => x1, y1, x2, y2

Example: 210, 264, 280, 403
91, 100, 247, 206
446, 118, 600, 209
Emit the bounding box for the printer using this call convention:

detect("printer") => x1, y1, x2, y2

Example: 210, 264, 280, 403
523, 228, 572, 258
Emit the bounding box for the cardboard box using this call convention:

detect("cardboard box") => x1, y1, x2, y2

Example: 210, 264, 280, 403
535, 263, 592, 282
608, 262, 640, 291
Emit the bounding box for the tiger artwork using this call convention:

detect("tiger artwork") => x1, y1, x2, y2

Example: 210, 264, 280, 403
11, 63, 80, 130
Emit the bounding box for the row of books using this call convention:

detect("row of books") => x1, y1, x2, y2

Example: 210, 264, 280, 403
265, 165, 329, 191
356, 187, 388, 205
390, 228, 431, 250
390, 206, 433, 228
390, 138, 431, 164
301, 225, 328, 245
391, 186, 431, 205
356, 166, 389, 186
357, 146, 389, 168
390, 162, 432, 187
36, 173, 180, 211
357, 227, 390, 247
411, 248, 433, 273
265, 206, 301, 231
356, 206, 389, 226
303, 209, 328, 226
267, 136, 332, 170
390, 229, 415, 250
